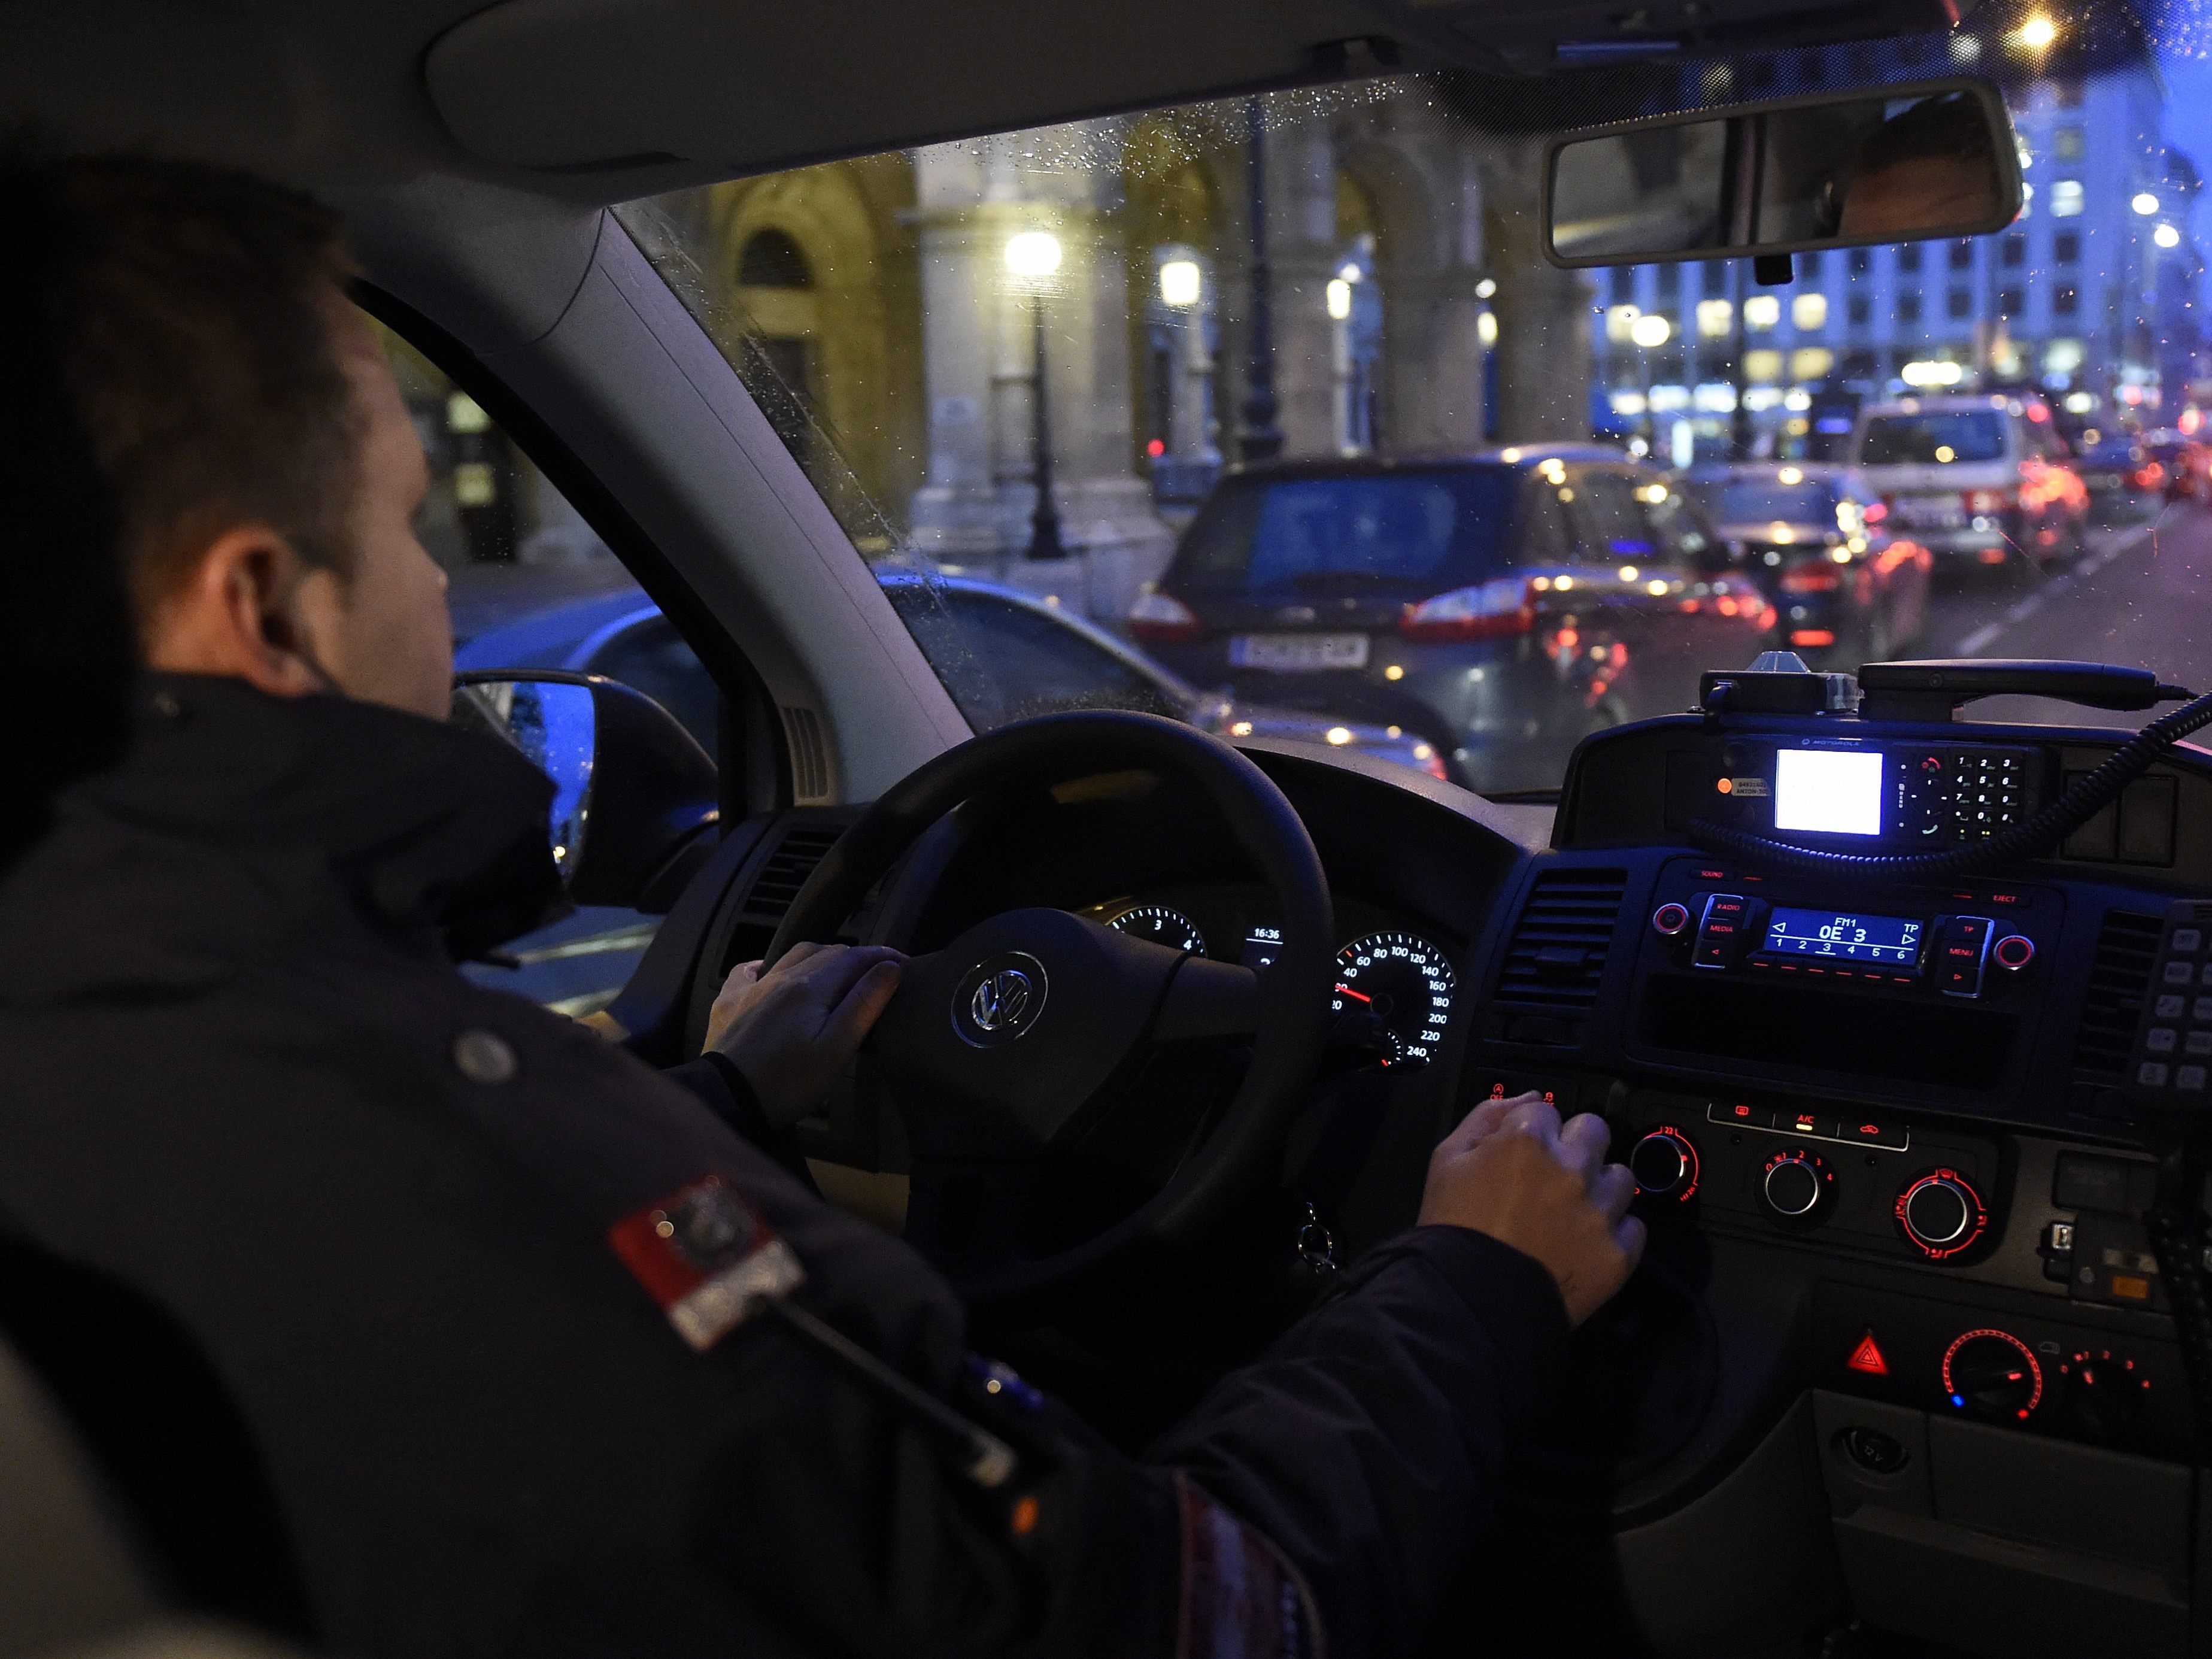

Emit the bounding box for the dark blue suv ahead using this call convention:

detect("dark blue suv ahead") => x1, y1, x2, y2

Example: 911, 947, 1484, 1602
1128, 447, 1776, 793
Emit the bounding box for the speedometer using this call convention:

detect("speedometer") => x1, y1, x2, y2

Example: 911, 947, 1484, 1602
1331, 932, 1457, 1067
1109, 905, 1207, 955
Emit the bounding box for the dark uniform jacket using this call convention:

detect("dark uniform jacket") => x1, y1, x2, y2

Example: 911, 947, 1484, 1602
0, 675, 1572, 1659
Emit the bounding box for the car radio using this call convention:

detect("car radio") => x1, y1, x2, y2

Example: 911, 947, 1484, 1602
1649, 875, 2046, 1000
1680, 736, 2051, 848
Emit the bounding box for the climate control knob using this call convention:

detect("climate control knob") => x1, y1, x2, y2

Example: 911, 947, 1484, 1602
1944, 1329, 2042, 1420
1896, 1169, 1988, 1260
2064, 1349, 2149, 1442
1762, 1148, 1833, 1222
1629, 1126, 1700, 1202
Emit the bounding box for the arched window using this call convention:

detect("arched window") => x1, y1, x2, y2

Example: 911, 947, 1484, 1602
738, 228, 814, 289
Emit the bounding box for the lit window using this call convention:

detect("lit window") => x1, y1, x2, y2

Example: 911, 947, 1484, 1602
1791, 293, 1828, 330
1696, 299, 1733, 337
1791, 348, 1834, 381
1744, 348, 1784, 382
1605, 304, 1641, 343
1743, 294, 1781, 330
2051, 180, 2085, 217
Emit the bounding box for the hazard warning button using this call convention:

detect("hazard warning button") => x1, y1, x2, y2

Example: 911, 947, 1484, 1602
1846, 1330, 1890, 1378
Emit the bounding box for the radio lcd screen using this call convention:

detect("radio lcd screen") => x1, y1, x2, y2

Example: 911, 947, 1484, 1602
1762, 907, 1923, 966
1773, 748, 1884, 836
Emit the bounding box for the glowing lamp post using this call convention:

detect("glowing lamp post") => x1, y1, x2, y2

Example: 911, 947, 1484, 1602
1006, 230, 1067, 561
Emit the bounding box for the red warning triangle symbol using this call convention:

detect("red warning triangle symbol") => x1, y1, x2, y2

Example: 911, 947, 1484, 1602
1846, 1330, 1889, 1377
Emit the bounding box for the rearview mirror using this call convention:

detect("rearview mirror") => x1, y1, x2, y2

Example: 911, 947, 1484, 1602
1545, 78, 2019, 268
451, 671, 718, 912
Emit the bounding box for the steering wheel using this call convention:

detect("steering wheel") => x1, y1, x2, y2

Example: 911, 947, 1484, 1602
766, 710, 1333, 1310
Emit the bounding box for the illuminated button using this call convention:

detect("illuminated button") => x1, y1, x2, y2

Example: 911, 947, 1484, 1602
1778, 1109, 1837, 1139
1652, 902, 1691, 936
1840, 1118, 1910, 1150
1707, 1101, 1773, 1130
1993, 935, 2035, 972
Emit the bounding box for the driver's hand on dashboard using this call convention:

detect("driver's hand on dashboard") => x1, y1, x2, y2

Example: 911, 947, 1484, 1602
1416, 1093, 1644, 1327
704, 943, 905, 1127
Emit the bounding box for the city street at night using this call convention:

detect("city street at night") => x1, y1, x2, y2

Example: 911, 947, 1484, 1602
1914, 496, 2212, 726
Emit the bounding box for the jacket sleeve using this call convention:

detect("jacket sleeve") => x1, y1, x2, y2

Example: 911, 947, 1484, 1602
660, 1053, 819, 1190
1145, 1226, 1574, 1659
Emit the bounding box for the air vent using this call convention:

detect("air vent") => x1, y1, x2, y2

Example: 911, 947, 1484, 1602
1497, 868, 1628, 1008
2071, 909, 2164, 1082
741, 826, 845, 921
781, 705, 831, 802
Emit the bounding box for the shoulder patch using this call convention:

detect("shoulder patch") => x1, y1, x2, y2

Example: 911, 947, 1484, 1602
608, 1175, 804, 1351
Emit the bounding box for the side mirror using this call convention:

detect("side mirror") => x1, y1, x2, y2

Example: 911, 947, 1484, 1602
1546, 78, 2020, 268
451, 671, 718, 912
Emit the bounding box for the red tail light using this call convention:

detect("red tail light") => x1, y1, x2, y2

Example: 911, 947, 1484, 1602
1788, 628, 1837, 648
1963, 488, 2015, 515
1128, 589, 1203, 644
1862, 499, 1889, 524
1398, 578, 1536, 644
1779, 565, 1841, 593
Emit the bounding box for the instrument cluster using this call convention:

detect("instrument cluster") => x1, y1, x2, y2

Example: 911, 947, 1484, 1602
1090, 889, 1461, 1069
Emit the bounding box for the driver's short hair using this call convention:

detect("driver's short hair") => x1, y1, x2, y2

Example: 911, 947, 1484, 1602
30, 151, 365, 619
0, 149, 363, 865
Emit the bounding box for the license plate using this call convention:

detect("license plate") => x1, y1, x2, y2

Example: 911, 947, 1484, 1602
1228, 632, 1370, 671
1894, 496, 1965, 530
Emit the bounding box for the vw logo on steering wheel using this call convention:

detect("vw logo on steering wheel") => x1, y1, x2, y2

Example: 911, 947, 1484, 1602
951, 951, 1049, 1047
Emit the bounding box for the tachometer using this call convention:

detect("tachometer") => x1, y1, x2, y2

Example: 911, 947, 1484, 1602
1109, 905, 1207, 955
1331, 932, 1457, 1067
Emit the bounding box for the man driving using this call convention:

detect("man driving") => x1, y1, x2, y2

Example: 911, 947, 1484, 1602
0, 153, 1644, 1659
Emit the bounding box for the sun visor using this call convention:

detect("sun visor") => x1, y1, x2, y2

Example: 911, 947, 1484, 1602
424, 0, 1374, 176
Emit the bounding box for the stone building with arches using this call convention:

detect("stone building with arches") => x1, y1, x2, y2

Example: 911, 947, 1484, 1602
659, 81, 1591, 620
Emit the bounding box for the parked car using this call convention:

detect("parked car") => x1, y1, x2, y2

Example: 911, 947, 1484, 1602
1850, 393, 2089, 580
1125, 447, 1775, 794
1677, 462, 1932, 669
456, 569, 1452, 783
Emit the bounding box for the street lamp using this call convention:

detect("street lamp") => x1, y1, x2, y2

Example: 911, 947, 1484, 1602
1006, 230, 1067, 561
2015, 14, 2057, 50
1159, 259, 1201, 308
2134, 192, 2162, 217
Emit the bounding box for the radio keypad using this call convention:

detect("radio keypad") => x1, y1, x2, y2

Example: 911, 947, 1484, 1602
1901, 747, 2035, 843
2126, 902, 2212, 1100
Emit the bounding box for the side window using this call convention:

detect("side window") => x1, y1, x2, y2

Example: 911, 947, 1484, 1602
1568, 472, 1655, 565
370, 316, 697, 1020
1517, 478, 1573, 565
1640, 482, 1717, 569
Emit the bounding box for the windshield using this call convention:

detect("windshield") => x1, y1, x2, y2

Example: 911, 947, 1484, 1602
1859, 409, 2011, 463
615, 0, 2210, 794
1709, 480, 1840, 522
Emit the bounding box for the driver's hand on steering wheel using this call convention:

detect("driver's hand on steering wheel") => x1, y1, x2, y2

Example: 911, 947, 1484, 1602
705, 944, 906, 1127
1416, 1093, 1644, 1327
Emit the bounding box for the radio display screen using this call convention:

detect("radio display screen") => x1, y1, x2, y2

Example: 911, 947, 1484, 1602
1763, 907, 1923, 966
1773, 747, 1884, 836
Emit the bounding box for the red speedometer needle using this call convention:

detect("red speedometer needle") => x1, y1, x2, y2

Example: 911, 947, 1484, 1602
1336, 984, 1372, 1003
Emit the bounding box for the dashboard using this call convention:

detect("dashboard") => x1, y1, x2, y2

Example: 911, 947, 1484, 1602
666, 707, 2212, 1659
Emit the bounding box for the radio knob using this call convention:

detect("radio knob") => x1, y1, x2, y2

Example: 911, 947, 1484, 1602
1629, 1126, 1700, 1200
1944, 1329, 2042, 1420
1993, 935, 2035, 972
1762, 1149, 1832, 1221
1897, 1170, 1988, 1259
1652, 902, 1691, 938
2064, 1349, 2149, 1442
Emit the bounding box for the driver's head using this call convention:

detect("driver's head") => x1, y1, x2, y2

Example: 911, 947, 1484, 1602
1836, 92, 2004, 240
1, 153, 451, 856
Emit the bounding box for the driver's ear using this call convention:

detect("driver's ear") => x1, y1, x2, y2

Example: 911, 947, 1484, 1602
142, 524, 339, 699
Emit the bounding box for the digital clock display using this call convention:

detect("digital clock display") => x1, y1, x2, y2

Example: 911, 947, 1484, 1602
1762, 906, 1923, 966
